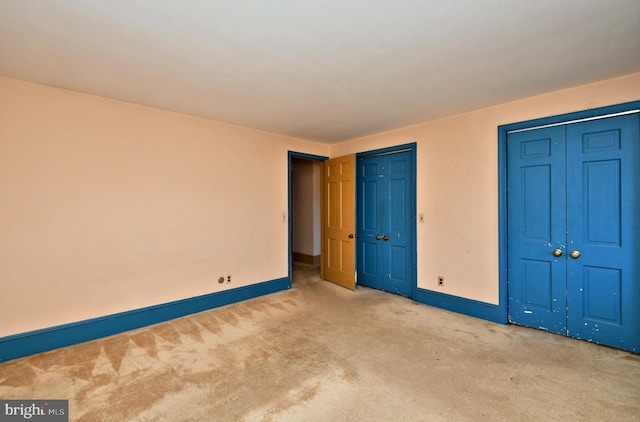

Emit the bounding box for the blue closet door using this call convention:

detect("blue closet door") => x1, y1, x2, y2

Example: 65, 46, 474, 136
358, 151, 413, 297
566, 115, 639, 351
507, 126, 568, 334
359, 155, 386, 292
508, 113, 639, 352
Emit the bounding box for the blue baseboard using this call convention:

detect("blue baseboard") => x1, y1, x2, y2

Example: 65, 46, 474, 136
414, 288, 507, 324
0, 277, 289, 363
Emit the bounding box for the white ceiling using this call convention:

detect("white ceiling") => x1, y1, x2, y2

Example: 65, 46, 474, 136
1, 1, 639, 143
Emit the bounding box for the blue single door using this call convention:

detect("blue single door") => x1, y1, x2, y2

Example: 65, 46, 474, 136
508, 113, 639, 352
358, 151, 414, 297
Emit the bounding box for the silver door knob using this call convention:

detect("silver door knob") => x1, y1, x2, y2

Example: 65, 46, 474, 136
570, 250, 581, 259
552, 249, 563, 257
375, 235, 381, 240
383, 236, 390, 241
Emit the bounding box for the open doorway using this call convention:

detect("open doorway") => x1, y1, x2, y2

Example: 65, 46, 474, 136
288, 152, 327, 284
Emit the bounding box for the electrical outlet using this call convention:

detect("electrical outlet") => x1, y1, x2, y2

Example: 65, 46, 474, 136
227, 274, 232, 283
437, 276, 444, 286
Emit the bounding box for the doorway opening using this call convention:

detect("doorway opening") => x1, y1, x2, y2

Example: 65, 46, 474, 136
288, 152, 327, 285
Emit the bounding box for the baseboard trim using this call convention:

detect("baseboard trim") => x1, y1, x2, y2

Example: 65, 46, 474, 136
0, 277, 289, 362
292, 252, 320, 266
414, 288, 507, 324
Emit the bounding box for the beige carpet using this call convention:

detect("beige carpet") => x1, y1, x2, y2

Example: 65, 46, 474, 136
1, 263, 639, 421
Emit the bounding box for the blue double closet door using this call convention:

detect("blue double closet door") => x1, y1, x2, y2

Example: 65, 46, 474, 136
508, 113, 639, 352
357, 150, 414, 297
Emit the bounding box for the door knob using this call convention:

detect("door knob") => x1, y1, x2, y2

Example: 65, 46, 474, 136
375, 235, 381, 240
383, 236, 390, 241
348, 233, 354, 239
570, 250, 581, 259
552, 249, 563, 257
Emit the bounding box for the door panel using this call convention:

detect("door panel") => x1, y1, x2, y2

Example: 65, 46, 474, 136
507, 126, 567, 333
508, 113, 639, 352
386, 154, 412, 295
358, 156, 385, 290
357, 151, 413, 297
565, 115, 639, 350
322, 154, 356, 290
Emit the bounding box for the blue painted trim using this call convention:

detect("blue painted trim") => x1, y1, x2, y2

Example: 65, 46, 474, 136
356, 143, 417, 298
499, 100, 640, 133
288, 152, 329, 162
497, 120, 510, 324
355, 142, 417, 159
415, 288, 505, 324
0, 277, 289, 362
497, 100, 640, 324
287, 151, 328, 284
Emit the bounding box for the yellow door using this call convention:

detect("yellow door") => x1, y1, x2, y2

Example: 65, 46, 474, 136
321, 154, 356, 290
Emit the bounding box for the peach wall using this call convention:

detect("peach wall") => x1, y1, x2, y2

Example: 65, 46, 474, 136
2, 72, 638, 338
331, 72, 640, 304
0, 76, 328, 337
